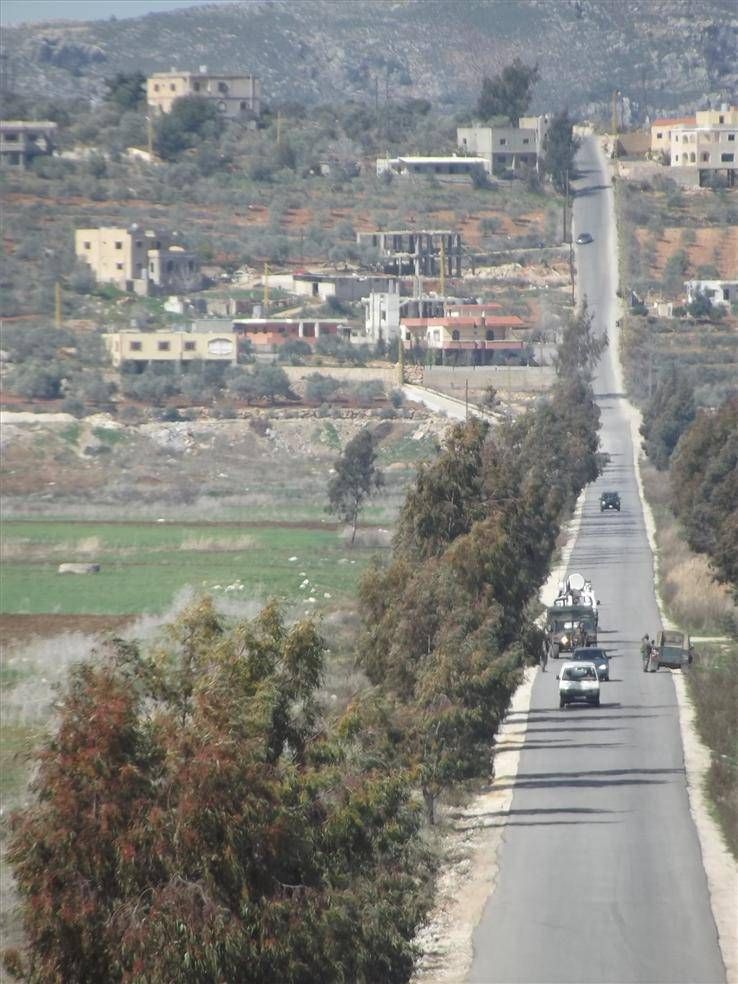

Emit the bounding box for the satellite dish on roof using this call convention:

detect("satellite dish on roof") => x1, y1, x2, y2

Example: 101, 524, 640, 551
567, 572, 585, 592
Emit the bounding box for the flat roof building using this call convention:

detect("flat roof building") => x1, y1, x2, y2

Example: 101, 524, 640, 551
147, 67, 260, 120
457, 115, 550, 174
104, 330, 237, 368
75, 226, 201, 296
376, 155, 490, 179
0, 120, 57, 170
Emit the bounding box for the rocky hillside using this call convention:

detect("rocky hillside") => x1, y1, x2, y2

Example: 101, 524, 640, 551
3, 0, 736, 121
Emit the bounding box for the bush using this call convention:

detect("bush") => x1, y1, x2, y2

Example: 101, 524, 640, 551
9, 362, 66, 400
60, 396, 86, 417
389, 388, 404, 409
351, 379, 385, 404
121, 370, 180, 406
305, 372, 342, 403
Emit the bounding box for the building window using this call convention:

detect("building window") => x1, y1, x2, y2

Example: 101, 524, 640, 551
729, 134, 735, 142
184, 341, 196, 351
130, 341, 142, 351
83, 241, 91, 249
499, 138, 507, 146
154, 84, 160, 92
719, 115, 724, 124
193, 81, 201, 91
115, 241, 123, 249
656, 131, 663, 139
170, 83, 176, 91
721, 153, 735, 162
522, 138, 529, 145
702, 152, 710, 162
158, 341, 170, 351
136, 240, 142, 247
690, 152, 696, 162
723, 289, 730, 301
485, 329, 495, 340
116, 262, 124, 270
240, 100, 247, 110
451, 329, 460, 341
218, 81, 228, 93
149, 263, 155, 273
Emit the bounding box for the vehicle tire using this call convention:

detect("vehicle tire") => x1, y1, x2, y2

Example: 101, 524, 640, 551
593, 696, 600, 706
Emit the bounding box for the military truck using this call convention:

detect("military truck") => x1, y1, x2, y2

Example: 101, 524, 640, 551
546, 605, 598, 656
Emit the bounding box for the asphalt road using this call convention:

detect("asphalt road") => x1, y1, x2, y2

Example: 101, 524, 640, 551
467, 138, 725, 983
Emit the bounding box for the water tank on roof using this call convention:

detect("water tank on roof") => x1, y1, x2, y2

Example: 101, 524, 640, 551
567, 573, 585, 592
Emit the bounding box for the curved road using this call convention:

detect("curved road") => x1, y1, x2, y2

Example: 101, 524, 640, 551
467, 138, 725, 983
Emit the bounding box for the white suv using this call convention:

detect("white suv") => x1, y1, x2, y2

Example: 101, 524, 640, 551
558, 661, 600, 708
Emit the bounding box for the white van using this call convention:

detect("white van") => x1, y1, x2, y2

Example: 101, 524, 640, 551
558, 661, 600, 708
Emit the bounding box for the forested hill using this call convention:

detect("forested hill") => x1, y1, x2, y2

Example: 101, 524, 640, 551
4, 0, 736, 121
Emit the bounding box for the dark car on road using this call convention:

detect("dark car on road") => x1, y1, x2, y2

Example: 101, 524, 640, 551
600, 491, 620, 512
571, 646, 610, 681
576, 232, 594, 244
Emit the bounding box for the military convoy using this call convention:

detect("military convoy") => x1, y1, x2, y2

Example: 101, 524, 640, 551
546, 572, 598, 656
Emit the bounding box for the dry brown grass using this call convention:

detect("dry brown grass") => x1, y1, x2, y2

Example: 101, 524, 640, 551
641, 461, 737, 634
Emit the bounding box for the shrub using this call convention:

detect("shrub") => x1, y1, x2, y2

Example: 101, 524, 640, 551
305, 372, 342, 403
351, 379, 385, 404
9, 362, 66, 400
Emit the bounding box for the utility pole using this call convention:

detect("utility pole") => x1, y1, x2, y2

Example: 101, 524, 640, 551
263, 262, 269, 314
611, 90, 620, 159
439, 236, 446, 297
54, 281, 62, 329
146, 115, 154, 158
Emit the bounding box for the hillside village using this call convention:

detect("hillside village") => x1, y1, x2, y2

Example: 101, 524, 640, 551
1, 61, 735, 418
1, 5, 737, 983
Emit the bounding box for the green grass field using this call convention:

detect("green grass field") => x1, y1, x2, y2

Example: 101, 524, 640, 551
1, 521, 383, 615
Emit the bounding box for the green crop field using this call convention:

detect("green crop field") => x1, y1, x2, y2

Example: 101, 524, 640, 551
1, 521, 383, 616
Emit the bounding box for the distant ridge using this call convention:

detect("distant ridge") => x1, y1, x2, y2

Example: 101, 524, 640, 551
2, 0, 736, 119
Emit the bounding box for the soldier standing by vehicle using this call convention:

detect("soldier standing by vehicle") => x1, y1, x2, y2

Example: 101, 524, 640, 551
641, 633, 652, 671
540, 636, 549, 672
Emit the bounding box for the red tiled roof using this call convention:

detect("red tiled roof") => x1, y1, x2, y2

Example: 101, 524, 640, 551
651, 116, 695, 128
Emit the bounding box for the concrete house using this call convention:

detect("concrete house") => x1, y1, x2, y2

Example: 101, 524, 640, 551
268, 272, 399, 303
685, 279, 738, 308
356, 229, 463, 278
457, 116, 550, 174
232, 318, 345, 352
147, 67, 260, 120
104, 330, 237, 369
401, 311, 529, 364
75, 226, 201, 295
0, 120, 57, 169
650, 115, 696, 155
670, 122, 737, 182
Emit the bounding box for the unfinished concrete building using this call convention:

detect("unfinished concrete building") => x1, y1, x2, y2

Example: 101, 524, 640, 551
356, 229, 463, 278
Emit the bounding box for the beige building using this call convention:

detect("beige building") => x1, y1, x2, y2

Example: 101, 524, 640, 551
146, 67, 260, 120
457, 116, 550, 173
670, 124, 737, 176
0, 120, 57, 169
650, 105, 738, 155
75, 226, 201, 295
104, 331, 237, 368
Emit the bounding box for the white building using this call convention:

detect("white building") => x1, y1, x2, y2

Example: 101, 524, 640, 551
670, 125, 737, 176
685, 279, 738, 308
376, 155, 490, 179
457, 115, 550, 174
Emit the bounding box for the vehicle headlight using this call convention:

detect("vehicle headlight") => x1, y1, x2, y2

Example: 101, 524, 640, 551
561, 635, 568, 644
